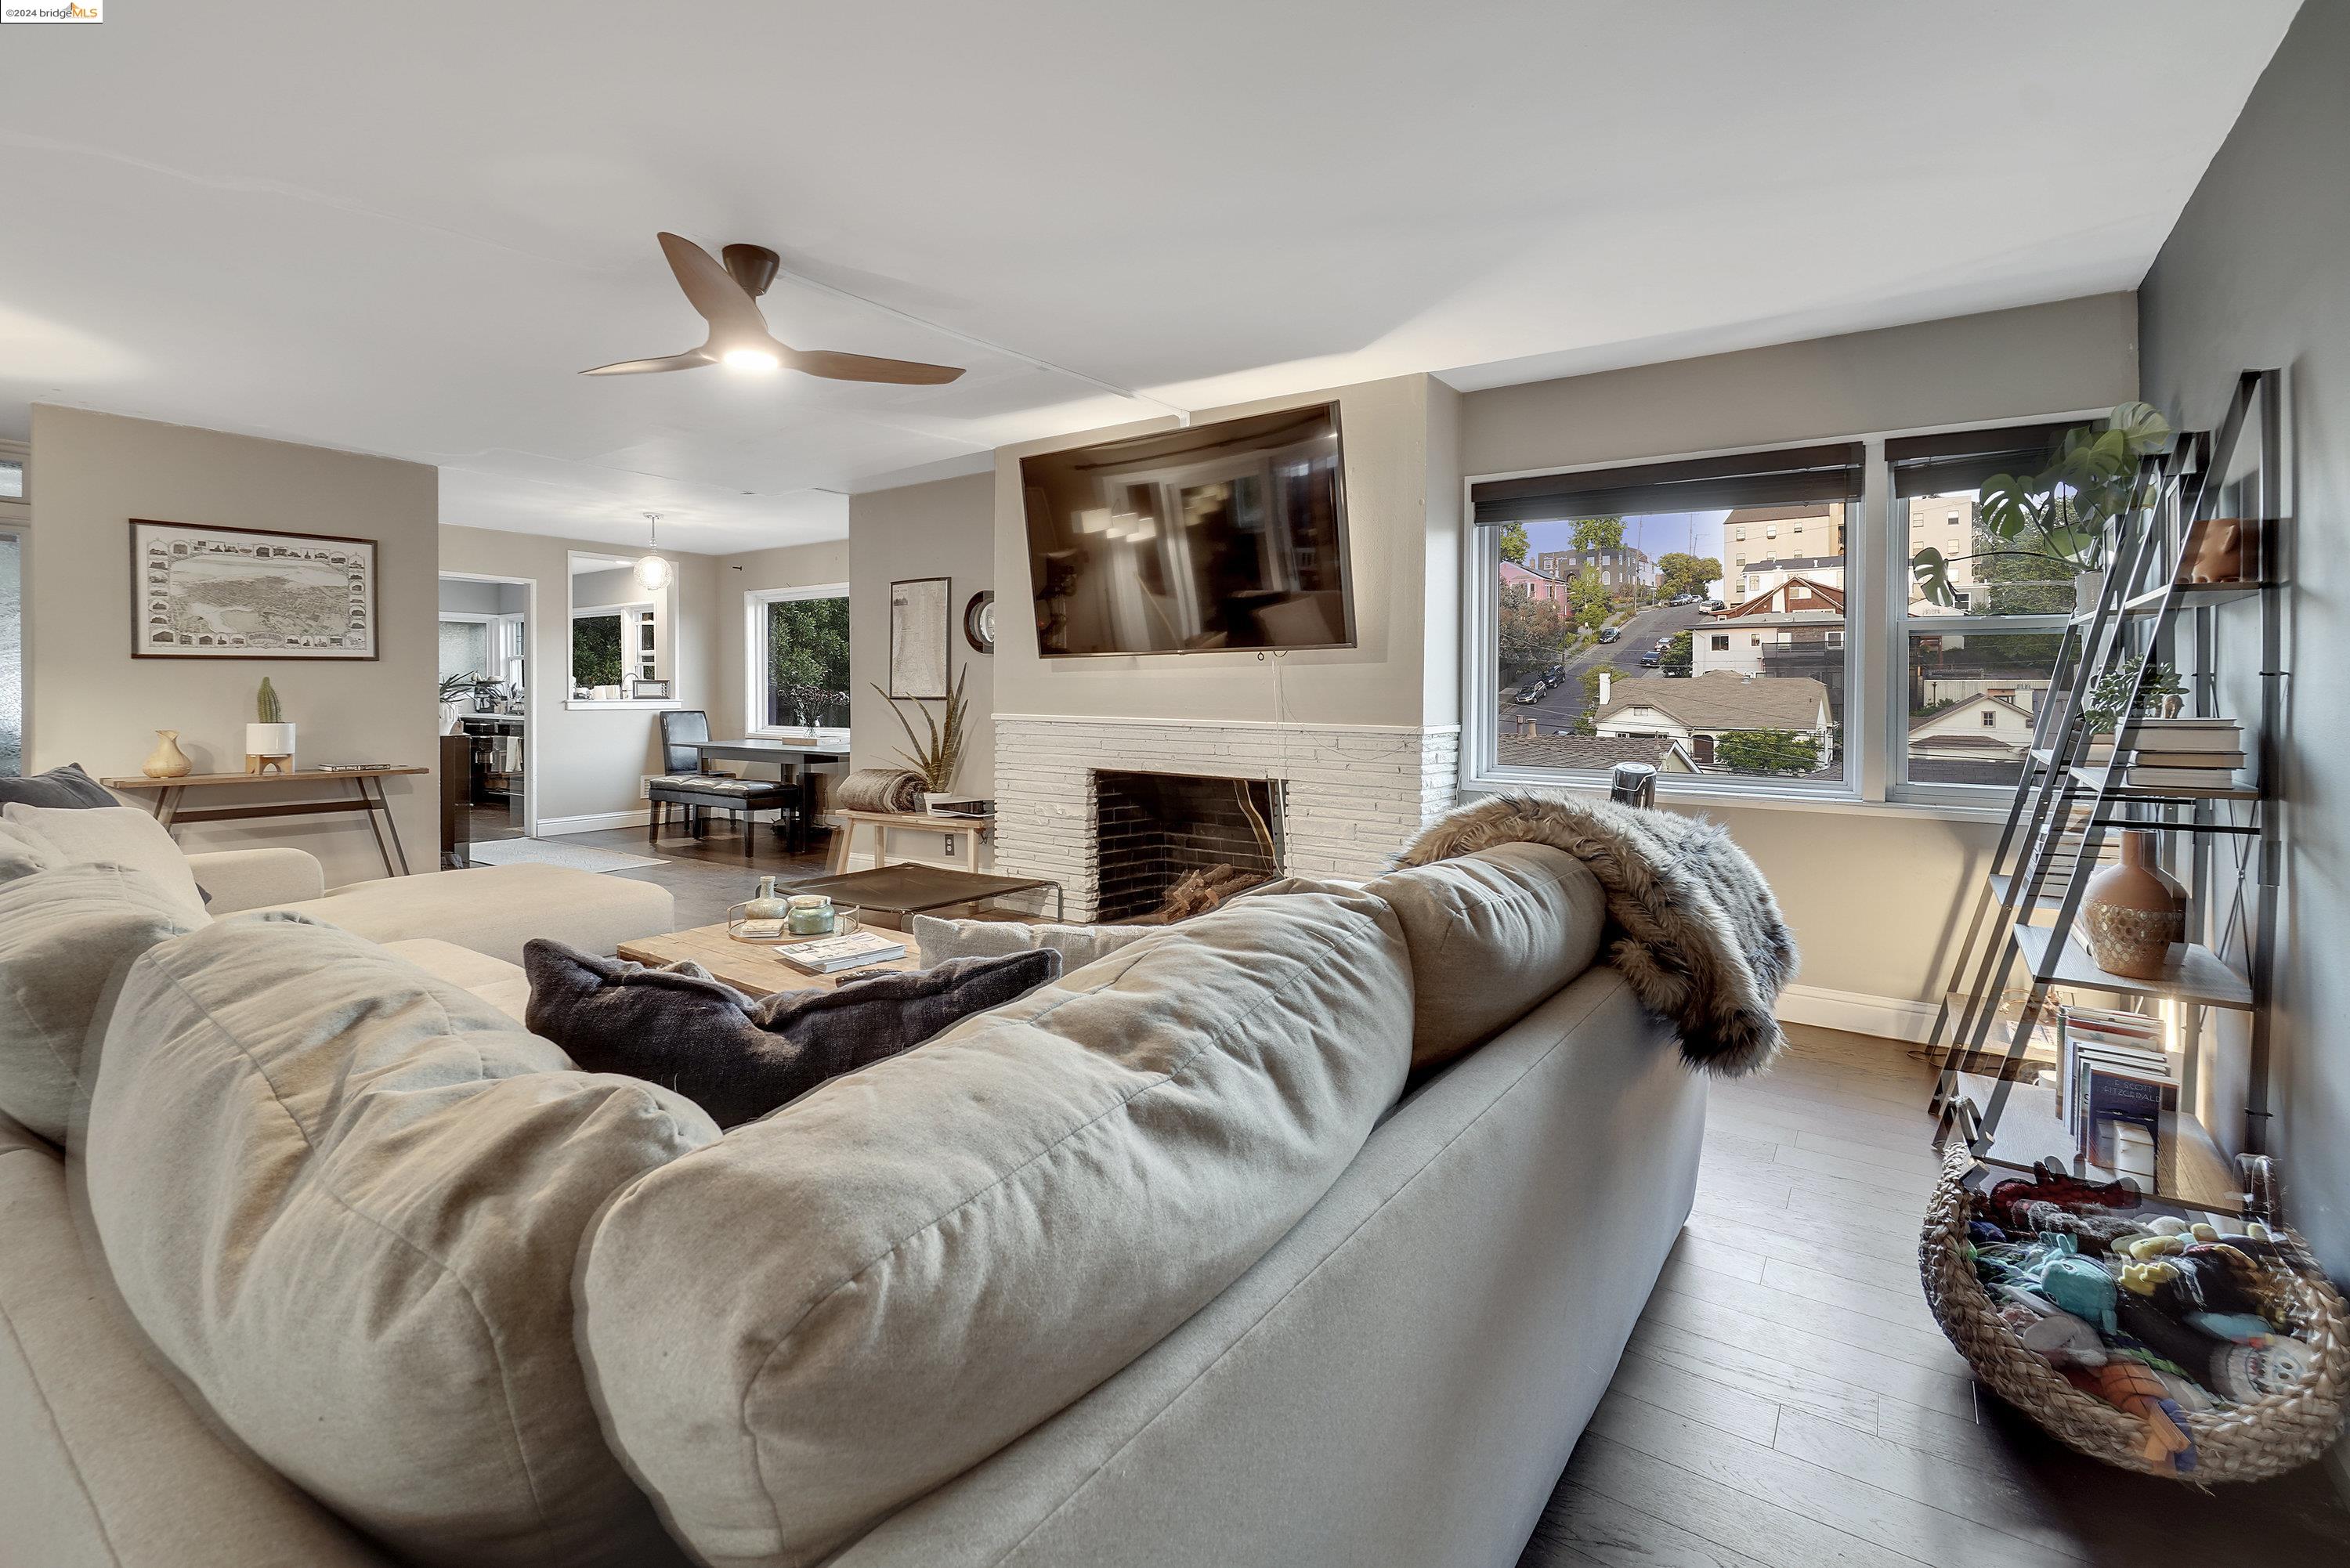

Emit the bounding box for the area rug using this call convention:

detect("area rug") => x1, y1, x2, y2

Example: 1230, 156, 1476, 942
465, 838, 667, 874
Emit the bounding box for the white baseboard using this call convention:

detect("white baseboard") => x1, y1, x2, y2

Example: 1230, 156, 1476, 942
535, 809, 651, 836
1775, 984, 1939, 1045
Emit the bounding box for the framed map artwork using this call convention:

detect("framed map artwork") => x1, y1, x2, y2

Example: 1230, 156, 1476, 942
129, 519, 378, 659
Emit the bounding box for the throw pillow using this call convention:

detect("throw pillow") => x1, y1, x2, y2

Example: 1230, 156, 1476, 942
912, 913, 1158, 970
0, 862, 208, 1143
522, 941, 1062, 1129
1, 803, 209, 923
0, 761, 118, 811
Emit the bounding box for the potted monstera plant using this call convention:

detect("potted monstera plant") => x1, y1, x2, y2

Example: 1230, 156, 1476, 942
1911, 403, 2173, 616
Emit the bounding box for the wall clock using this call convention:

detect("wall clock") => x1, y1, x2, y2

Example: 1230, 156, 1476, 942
963, 590, 996, 653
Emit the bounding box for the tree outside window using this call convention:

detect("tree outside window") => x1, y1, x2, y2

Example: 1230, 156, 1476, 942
765, 596, 851, 728
572, 614, 622, 688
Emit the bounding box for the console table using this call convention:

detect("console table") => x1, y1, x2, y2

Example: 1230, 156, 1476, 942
104, 766, 428, 878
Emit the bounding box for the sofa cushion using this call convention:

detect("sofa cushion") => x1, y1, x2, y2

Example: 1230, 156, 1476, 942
579, 884, 1415, 1568
0, 761, 118, 811
0, 821, 56, 886
2, 802, 209, 923
1366, 842, 1607, 1071
0, 863, 207, 1144
911, 912, 1155, 970
526, 941, 1063, 1129
1, 1111, 398, 1568
380, 936, 530, 1020
83, 913, 718, 1568
260, 862, 674, 964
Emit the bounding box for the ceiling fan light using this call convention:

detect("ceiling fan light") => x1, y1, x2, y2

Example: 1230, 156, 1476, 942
634, 552, 674, 591
721, 347, 782, 373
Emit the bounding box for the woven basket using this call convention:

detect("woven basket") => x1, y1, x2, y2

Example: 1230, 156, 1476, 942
1920, 1140, 2350, 1481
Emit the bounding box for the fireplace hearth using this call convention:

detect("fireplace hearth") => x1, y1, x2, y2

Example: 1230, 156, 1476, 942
1093, 770, 1284, 923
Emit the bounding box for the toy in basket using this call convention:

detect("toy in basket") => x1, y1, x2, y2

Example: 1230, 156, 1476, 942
1920, 1144, 2348, 1480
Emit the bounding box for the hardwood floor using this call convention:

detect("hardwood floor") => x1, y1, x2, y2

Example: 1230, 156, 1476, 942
559, 818, 840, 930
1519, 1024, 2350, 1568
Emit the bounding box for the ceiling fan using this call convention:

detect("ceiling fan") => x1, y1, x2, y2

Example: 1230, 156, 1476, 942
583, 233, 965, 385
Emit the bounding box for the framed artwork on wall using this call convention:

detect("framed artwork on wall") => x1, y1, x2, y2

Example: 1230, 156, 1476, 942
130, 518, 378, 660
888, 576, 950, 699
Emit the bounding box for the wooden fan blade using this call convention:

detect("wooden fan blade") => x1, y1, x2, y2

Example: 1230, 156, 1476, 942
783, 348, 966, 385
580, 349, 717, 375
656, 232, 768, 337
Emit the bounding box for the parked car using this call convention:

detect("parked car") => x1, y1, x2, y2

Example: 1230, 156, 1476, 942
1597, 626, 1622, 644
1513, 687, 1542, 704
1546, 663, 1565, 681
1639, 649, 1661, 667
1705, 598, 1726, 610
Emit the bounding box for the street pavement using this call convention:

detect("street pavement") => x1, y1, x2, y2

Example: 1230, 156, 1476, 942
1502, 601, 1712, 734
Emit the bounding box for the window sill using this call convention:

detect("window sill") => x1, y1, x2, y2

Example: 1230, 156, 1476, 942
1462, 769, 2008, 825
564, 699, 683, 712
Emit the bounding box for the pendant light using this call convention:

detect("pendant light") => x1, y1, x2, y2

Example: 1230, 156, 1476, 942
634, 512, 673, 591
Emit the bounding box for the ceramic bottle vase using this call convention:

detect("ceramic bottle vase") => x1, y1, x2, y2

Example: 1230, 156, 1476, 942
2080, 829, 2187, 980
142, 729, 193, 779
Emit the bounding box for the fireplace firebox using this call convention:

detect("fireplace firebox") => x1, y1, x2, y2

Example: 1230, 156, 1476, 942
1092, 770, 1285, 923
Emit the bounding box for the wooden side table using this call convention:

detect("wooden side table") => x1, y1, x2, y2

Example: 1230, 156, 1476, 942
104, 766, 428, 879
826, 808, 988, 874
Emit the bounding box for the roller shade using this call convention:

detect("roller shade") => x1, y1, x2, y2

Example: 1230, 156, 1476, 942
1471, 443, 1864, 526
1886, 421, 2077, 499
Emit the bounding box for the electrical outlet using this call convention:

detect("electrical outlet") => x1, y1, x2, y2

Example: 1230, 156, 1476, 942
943, 833, 958, 857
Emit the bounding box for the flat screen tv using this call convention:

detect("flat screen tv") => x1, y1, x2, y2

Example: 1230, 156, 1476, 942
1019, 403, 1354, 657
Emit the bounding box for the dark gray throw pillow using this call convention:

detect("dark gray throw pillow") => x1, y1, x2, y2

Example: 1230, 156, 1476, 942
0, 763, 118, 811
520, 939, 1061, 1129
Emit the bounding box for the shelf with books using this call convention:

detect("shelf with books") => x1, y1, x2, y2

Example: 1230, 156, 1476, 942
1925, 368, 2282, 1213
1944, 1071, 2243, 1215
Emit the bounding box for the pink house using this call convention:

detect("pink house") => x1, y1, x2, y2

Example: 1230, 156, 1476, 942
1499, 560, 1569, 604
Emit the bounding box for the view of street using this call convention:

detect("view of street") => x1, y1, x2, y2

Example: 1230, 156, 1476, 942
1501, 600, 1712, 733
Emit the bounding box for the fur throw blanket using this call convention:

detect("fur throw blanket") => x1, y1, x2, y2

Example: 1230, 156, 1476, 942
1394, 792, 1796, 1075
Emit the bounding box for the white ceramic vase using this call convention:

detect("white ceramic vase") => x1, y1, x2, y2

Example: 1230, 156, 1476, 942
246, 721, 296, 763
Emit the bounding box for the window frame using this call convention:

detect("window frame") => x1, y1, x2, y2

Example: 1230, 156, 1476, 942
1459, 406, 2112, 816
744, 581, 851, 741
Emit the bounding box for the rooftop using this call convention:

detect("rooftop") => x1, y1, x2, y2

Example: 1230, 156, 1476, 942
1596, 670, 1831, 732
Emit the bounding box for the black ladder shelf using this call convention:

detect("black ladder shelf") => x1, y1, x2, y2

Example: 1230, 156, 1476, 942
1922, 368, 2284, 1218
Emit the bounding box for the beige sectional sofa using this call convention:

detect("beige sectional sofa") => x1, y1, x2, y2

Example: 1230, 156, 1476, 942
0, 809, 1708, 1568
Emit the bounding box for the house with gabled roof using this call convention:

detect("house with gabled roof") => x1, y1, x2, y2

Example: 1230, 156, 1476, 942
1591, 670, 1835, 768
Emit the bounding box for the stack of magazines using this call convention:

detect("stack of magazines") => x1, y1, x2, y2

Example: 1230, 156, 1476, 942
776, 930, 909, 975
2086, 717, 2244, 793
2055, 1006, 2177, 1176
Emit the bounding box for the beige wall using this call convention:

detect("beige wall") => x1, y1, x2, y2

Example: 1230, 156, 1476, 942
1462, 292, 2138, 478
851, 473, 996, 795
707, 538, 851, 741
1460, 294, 2140, 1007
26, 406, 437, 885
437, 524, 717, 831
993, 374, 1458, 731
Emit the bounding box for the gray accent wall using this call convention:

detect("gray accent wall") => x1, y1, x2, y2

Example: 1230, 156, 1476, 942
2140, 0, 2350, 1291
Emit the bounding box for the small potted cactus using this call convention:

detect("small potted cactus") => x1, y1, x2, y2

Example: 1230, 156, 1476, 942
246, 677, 296, 773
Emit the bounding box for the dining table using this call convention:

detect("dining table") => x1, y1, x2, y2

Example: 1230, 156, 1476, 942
683, 738, 848, 854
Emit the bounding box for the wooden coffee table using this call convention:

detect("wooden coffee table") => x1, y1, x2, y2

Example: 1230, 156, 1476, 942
615, 923, 920, 999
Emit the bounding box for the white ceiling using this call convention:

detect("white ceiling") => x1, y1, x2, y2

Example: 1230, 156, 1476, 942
0, 2, 2297, 555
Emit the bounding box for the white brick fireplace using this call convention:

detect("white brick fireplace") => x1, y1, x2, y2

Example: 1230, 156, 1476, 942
992, 714, 1459, 922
